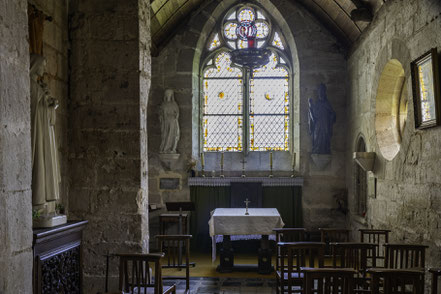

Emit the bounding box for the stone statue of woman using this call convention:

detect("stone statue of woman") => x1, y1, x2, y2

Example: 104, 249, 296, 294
30, 54, 61, 216
159, 89, 180, 154
308, 83, 336, 154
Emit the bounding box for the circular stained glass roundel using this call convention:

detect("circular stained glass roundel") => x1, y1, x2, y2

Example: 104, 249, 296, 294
236, 21, 257, 41
224, 22, 238, 40
238, 8, 255, 22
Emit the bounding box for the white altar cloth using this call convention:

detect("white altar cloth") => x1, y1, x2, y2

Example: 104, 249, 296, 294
208, 208, 284, 261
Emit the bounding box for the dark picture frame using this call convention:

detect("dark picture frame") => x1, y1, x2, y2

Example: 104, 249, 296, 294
411, 48, 441, 129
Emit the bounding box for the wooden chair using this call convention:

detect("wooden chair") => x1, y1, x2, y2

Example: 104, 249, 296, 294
319, 228, 350, 258
430, 268, 441, 294
156, 235, 192, 294
276, 242, 325, 294
302, 267, 357, 294
115, 253, 176, 294
359, 229, 390, 266
274, 228, 307, 271
331, 242, 377, 293
368, 268, 425, 294
384, 244, 428, 269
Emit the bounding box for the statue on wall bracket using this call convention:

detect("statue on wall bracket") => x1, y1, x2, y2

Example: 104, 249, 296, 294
159, 89, 180, 161
30, 54, 66, 228
308, 83, 336, 169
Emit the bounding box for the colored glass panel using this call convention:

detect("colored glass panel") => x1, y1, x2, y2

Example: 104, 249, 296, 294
272, 32, 285, 50
208, 33, 221, 51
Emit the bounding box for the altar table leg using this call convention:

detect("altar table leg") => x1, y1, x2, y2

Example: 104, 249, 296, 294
218, 235, 234, 273
258, 235, 273, 274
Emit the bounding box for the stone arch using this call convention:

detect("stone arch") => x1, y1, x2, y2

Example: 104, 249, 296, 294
191, 0, 300, 163
373, 39, 411, 161
354, 134, 367, 216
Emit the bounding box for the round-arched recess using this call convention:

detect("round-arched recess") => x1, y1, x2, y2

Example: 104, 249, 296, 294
355, 136, 367, 216
375, 59, 408, 161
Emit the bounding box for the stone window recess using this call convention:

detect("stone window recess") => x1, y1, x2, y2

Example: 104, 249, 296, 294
200, 3, 292, 153
355, 137, 367, 217
375, 59, 408, 161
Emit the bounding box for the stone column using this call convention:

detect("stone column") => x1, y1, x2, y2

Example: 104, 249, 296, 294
68, 0, 150, 291
0, 0, 33, 292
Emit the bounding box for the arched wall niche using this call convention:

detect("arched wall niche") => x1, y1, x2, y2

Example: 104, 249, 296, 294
372, 39, 412, 163
354, 134, 367, 216
191, 0, 300, 172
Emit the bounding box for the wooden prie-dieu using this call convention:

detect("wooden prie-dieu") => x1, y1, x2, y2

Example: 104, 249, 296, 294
33, 220, 88, 294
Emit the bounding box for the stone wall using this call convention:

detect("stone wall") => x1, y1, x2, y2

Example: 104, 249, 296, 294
346, 0, 441, 290
0, 0, 33, 292
148, 0, 349, 240
68, 0, 151, 292
29, 0, 70, 212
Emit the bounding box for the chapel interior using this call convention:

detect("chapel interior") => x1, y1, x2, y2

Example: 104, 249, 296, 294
2, 0, 441, 293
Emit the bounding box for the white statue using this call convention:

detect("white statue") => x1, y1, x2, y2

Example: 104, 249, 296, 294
30, 54, 62, 222
159, 89, 180, 154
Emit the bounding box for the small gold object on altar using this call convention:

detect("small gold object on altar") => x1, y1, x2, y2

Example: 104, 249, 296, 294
244, 198, 250, 215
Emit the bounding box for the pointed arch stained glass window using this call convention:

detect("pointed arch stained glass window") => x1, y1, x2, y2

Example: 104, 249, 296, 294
201, 3, 291, 152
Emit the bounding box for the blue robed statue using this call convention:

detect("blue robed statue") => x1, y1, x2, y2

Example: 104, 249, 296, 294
308, 84, 336, 154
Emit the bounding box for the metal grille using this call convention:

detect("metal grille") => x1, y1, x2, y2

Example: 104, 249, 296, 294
250, 53, 289, 151
203, 52, 243, 152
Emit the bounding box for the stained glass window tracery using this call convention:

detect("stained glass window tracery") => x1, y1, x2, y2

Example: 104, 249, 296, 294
201, 4, 291, 152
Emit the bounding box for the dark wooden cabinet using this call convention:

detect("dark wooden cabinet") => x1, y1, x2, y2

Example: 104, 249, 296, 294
33, 220, 88, 294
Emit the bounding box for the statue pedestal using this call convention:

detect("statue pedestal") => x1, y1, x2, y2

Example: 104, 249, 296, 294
159, 153, 180, 162
311, 154, 332, 170
33, 214, 67, 228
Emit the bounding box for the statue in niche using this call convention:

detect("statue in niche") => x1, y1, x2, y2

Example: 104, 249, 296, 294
308, 83, 336, 154
30, 54, 61, 220
159, 89, 180, 154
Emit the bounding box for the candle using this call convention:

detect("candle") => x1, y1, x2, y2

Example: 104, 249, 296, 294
201, 153, 205, 167
270, 152, 273, 167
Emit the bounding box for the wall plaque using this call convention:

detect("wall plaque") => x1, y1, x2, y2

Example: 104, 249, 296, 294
160, 178, 180, 190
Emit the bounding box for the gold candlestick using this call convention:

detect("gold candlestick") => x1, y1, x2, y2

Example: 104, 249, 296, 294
201, 152, 205, 177
269, 152, 273, 178
220, 151, 224, 178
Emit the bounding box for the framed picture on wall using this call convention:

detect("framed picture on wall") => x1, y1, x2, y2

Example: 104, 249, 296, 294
411, 48, 441, 129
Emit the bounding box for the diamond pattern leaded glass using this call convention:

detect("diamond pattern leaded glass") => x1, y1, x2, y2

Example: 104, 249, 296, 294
202, 4, 291, 152
203, 52, 243, 152
250, 53, 289, 151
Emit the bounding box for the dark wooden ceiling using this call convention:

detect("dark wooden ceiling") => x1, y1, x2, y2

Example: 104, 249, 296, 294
151, 0, 385, 54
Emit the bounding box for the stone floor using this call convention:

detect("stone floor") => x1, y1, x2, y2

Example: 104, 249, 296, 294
163, 277, 276, 294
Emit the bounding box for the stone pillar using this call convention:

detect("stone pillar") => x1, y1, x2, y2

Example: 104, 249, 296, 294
0, 0, 33, 293
68, 0, 150, 292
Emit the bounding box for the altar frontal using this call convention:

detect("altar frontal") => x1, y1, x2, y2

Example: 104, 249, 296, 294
209, 207, 284, 273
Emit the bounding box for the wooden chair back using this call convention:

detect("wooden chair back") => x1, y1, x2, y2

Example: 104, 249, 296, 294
274, 228, 307, 271
302, 268, 356, 294
430, 268, 441, 294
156, 235, 192, 293
331, 242, 377, 272
331, 242, 377, 293
319, 228, 350, 243
384, 244, 428, 269
359, 229, 390, 264
279, 242, 325, 274
368, 268, 425, 294
319, 228, 350, 257
276, 242, 326, 294
116, 252, 176, 294
274, 228, 307, 243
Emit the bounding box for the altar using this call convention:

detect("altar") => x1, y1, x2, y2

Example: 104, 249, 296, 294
189, 177, 303, 253
209, 208, 285, 273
